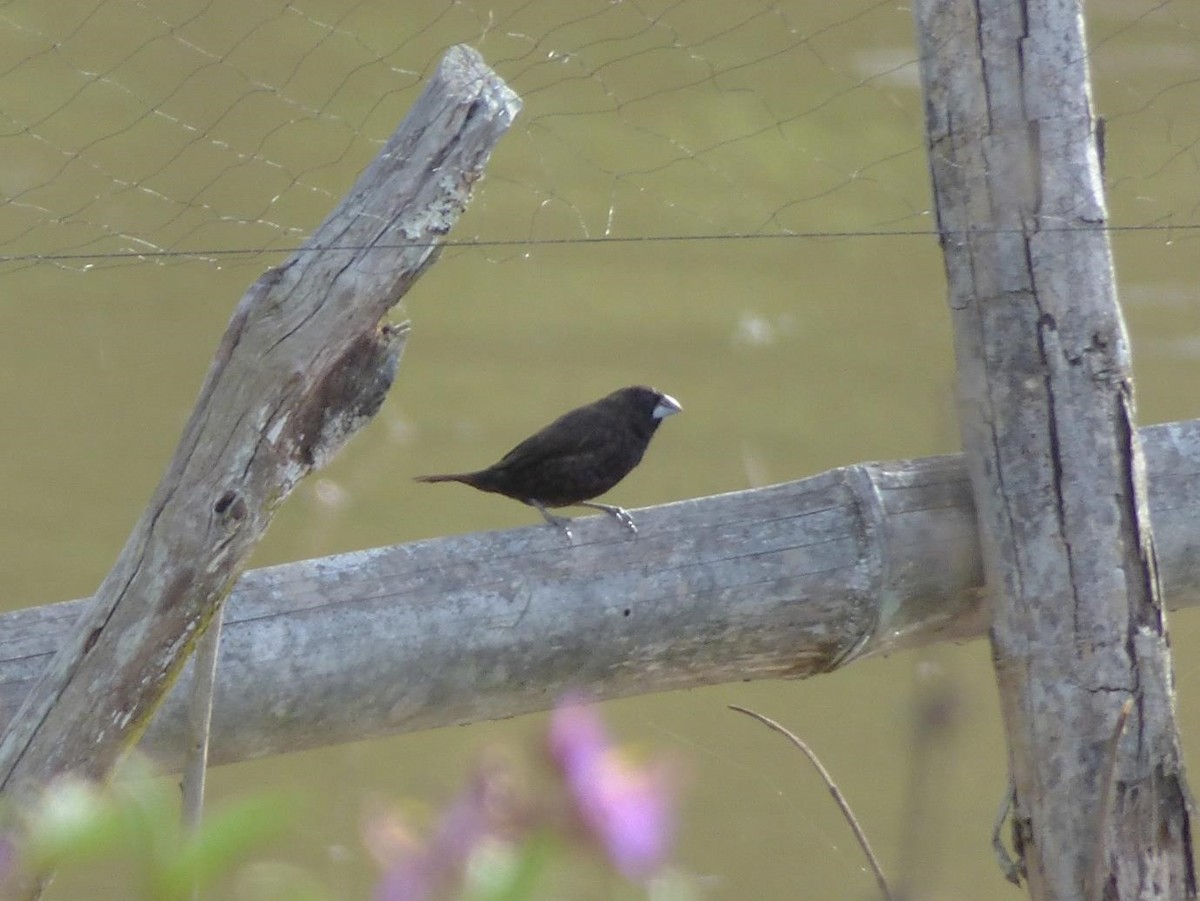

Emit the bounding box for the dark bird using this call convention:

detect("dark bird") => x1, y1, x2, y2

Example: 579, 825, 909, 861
415, 385, 682, 539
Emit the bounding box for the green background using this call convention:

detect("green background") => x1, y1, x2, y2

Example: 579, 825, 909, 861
2, 1, 1198, 898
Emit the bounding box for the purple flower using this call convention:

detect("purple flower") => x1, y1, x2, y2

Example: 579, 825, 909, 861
548, 700, 675, 880
369, 700, 679, 898
369, 756, 520, 901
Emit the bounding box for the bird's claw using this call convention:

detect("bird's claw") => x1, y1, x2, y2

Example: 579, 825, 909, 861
612, 507, 638, 534
579, 502, 638, 536
533, 502, 576, 543
547, 517, 576, 543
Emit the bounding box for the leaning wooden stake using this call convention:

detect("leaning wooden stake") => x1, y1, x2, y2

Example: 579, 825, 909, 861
914, 1, 1194, 897
0, 45, 521, 825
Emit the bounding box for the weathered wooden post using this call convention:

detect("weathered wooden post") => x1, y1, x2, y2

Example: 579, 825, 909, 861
913, 1, 1194, 896
0, 46, 521, 820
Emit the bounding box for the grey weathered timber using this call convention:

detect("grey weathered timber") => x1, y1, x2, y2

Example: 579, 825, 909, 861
0, 46, 521, 808
2, 419, 1199, 772
914, 1, 1193, 898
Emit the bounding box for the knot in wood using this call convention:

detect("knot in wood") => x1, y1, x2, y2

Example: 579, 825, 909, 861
284, 324, 407, 469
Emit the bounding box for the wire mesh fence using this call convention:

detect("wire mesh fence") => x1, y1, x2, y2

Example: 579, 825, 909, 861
2, 0, 1194, 274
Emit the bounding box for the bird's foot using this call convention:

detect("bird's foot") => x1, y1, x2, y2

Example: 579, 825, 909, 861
579, 501, 638, 535
530, 500, 576, 544
609, 507, 638, 534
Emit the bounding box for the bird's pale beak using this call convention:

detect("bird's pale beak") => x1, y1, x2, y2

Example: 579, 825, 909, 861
653, 393, 682, 419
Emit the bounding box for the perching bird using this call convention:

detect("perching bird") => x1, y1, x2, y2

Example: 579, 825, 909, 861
414, 385, 682, 539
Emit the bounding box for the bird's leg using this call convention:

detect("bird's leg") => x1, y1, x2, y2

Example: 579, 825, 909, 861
528, 499, 575, 543
577, 501, 637, 534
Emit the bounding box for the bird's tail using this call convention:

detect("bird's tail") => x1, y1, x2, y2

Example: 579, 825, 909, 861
413, 472, 480, 486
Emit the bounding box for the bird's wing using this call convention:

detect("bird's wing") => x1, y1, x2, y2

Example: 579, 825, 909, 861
493, 405, 613, 473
